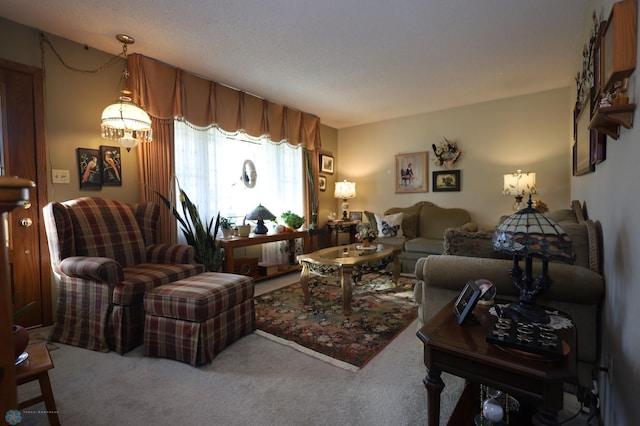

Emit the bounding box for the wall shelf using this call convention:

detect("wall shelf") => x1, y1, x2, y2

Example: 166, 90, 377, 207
589, 103, 636, 139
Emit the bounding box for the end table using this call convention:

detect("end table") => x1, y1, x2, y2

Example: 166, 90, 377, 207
16, 343, 60, 426
326, 220, 359, 246
417, 300, 576, 426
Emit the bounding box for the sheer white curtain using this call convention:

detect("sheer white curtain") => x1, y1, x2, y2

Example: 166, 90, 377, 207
174, 119, 304, 263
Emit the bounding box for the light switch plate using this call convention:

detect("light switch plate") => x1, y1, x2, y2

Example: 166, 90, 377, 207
52, 169, 70, 184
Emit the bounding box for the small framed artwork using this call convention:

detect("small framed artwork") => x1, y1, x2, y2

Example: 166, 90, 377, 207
349, 211, 362, 222
77, 148, 101, 189
395, 151, 428, 193
100, 146, 122, 186
433, 170, 461, 192
318, 175, 327, 191
320, 154, 334, 174
573, 101, 595, 176
453, 280, 481, 325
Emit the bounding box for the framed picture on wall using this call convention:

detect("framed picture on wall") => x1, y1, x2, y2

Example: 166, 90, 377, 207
395, 152, 428, 193
77, 148, 101, 189
319, 175, 327, 191
573, 101, 595, 176
433, 170, 461, 192
100, 146, 122, 186
320, 154, 334, 174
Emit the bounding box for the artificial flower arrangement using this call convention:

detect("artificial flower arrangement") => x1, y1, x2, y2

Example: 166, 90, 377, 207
355, 224, 377, 243
432, 137, 461, 169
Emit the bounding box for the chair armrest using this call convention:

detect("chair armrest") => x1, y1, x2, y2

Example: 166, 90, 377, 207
146, 244, 196, 264
59, 256, 124, 284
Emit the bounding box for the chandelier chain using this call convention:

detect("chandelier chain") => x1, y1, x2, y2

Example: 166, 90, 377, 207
40, 32, 125, 74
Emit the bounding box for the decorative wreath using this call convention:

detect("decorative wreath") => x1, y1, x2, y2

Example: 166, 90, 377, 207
432, 137, 461, 169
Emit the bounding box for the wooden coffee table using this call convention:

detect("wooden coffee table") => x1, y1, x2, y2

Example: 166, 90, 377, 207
297, 243, 401, 315
417, 299, 576, 426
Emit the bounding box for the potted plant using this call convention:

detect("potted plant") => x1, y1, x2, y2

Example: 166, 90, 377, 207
220, 217, 235, 239
280, 211, 305, 230
154, 184, 225, 272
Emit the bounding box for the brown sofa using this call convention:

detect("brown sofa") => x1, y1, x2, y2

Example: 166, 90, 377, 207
363, 201, 476, 274
413, 201, 605, 389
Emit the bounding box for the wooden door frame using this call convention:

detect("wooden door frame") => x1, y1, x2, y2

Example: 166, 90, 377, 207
0, 58, 51, 325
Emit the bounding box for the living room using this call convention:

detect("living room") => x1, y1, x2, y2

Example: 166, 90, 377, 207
1, 0, 639, 424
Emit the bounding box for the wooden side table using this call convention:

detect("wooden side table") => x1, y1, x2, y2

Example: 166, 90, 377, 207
417, 300, 576, 426
218, 230, 310, 281
325, 220, 359, 246
15, 343, 60, 426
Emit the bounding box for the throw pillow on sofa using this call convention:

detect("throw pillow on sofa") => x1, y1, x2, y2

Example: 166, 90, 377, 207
374, 212, 404, 238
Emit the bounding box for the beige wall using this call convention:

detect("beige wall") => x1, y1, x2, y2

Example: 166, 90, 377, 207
336, 88, 573, 229
1, 18, 140, 204
571, 1, 640, 424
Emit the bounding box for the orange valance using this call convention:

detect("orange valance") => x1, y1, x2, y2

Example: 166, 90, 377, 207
128, 53, 321, 150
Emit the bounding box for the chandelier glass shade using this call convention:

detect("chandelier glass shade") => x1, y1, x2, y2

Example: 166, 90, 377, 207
100, 34, 152, 151
101, 94, 152, 151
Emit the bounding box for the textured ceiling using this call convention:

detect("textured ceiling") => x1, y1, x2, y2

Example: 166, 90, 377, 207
0, 0, 587, 129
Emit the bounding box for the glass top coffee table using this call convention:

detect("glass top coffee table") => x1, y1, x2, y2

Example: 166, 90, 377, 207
296, 243, 401, 315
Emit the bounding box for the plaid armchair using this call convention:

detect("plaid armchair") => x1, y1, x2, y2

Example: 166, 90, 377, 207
43, 197, 204, 354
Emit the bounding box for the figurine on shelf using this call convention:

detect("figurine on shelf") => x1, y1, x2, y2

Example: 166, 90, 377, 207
612, 78, 630, 105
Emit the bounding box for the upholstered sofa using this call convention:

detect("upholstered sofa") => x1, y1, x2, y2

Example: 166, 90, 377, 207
363, 201, 475, 274
413, 201, 605, 389
43, 197, 204, 354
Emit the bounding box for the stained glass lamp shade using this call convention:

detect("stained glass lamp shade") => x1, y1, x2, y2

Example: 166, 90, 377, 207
492, 196, 574, 323
246, 204, 276, 234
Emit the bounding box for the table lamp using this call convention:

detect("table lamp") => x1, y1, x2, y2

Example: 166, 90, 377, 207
492, 196, 574, 323
502, 170, 536, 211
246, 204, 276, 234
334, 180, 356, 221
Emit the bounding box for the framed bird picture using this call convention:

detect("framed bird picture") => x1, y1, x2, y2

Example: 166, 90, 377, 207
77, 148, 101, 189
100, 145, 122, 186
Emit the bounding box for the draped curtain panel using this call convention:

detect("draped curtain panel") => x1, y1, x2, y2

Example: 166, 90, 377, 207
128, 54, 321, 243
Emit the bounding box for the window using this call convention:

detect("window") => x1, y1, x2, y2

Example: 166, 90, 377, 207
174, 118, 305, 235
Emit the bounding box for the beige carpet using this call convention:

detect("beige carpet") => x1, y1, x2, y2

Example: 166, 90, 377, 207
15, 271, 588, 425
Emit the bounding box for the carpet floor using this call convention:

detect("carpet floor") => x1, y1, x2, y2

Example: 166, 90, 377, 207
254, 273, 418, 370
15, 272, 590, 425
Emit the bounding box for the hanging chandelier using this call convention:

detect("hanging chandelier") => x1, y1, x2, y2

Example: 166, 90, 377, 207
100, 34, 152, 152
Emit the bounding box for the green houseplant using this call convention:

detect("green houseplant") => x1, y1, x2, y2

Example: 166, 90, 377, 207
219, 217, 235, 239
281, 211, 305, 230
155, 185, 225, 272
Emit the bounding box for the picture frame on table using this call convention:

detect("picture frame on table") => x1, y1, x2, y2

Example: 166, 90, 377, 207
349, 211, 362, 222
453, 280, 481, 325
395, 151, 428, 193
318, 175, 327, 191
100, 145, 122, 186
433, 170, 461, 192
77, 148, 101, 189
320, 154, 334, 174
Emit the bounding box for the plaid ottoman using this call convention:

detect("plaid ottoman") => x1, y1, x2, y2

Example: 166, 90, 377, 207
143, 273, 255, 366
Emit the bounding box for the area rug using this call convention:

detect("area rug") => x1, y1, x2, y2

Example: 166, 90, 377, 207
254, 273, 418, 371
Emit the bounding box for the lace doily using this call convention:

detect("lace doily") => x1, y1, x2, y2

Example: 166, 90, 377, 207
489, 303, 573, 330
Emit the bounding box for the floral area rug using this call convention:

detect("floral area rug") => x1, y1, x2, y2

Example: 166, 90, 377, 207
254, 273, 418, 371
